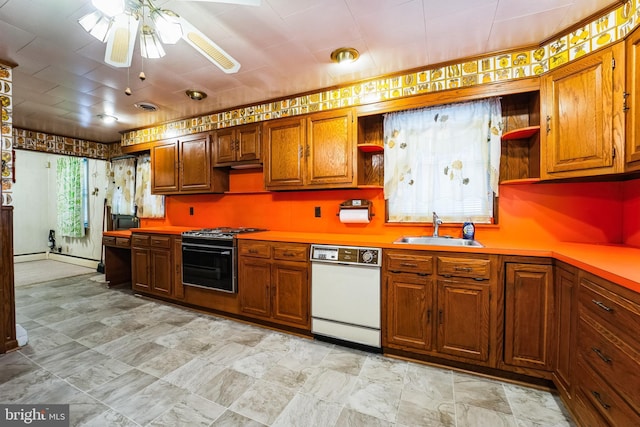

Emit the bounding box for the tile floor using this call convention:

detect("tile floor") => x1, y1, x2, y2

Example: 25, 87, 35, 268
3, 273, 575, 426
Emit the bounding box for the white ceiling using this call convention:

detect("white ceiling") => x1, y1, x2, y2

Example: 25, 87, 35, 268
0, 0, 619, 143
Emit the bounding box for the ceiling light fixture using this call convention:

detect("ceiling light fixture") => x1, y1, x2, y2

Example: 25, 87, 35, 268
330, 47, 359, 64
78, 0, 246, 74
185, 90, 208, 101
97, 113, 118, 124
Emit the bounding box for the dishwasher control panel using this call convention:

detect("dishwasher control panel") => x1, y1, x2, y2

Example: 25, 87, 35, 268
310, 245, 381, 266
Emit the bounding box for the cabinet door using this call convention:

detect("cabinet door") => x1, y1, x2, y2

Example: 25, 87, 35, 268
436, 279, 490, 362
271, 262, 309, 328
263, 117, 306, 189
306, 109, 355, 187
238, 257, 271, 318
626, 27, 640, 170
173, 238, 184, 299
180, 134, 211, 192
151, 141, 179, 193
150, 249, 173, 296
541, 44, 624, 178
504, 263, 554, 370
554, 264, 576, 398
213, 128, 236, 165
236, 124, 261, 162
386, 273, 432, 350
131, 247, 151, 292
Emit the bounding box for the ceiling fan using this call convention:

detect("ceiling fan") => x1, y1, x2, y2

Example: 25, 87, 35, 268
78, 0, 261, 74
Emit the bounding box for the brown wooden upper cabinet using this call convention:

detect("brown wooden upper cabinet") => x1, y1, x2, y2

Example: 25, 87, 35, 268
151, 132, 228, 195
263, 108, 356, 190
626, 26, 640, 171
540, 42, 625, 179
213, 123, 262, 167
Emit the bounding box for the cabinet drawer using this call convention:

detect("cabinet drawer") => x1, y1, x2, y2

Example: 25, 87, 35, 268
102, 236, 116, 246
577, 315, 640, 414
579, 275, 640, 338
575, 358, 640, 427
239, 241, 271, 258
437, 256, 491, 280
386, 252, 433, 275
273, 243, 308, 262
150, 236, 171, 248
115, 237, 131, 248
131, 234, 150, 247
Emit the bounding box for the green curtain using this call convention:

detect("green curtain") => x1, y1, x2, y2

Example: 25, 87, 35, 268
57, 157, 85, 237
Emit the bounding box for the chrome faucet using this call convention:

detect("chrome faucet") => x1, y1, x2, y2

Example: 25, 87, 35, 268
432, 212, 443, 237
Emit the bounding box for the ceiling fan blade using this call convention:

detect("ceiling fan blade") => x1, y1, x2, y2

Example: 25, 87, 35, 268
104, 13, 139, 68
179, 17, 241, 73
181, 0, 260, 5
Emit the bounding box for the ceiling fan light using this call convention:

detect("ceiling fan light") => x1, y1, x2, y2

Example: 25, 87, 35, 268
140, 26, 166, 59
79, 11, 113, 43
91, 0, 125, 17
151, 9, 183, 45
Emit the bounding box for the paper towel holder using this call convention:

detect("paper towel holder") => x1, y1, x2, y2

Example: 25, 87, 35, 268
336, 199, 374, 220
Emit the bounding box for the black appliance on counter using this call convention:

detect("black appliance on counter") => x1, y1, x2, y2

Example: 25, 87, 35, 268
181, 227, 266, 293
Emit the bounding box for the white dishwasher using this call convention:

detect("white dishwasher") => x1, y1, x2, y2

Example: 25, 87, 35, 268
310, 244, 382, 349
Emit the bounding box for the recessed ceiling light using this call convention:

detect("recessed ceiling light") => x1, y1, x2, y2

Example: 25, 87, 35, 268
97, 113, 118, 124
330, 47, 359, 64
186, 89, 207, 101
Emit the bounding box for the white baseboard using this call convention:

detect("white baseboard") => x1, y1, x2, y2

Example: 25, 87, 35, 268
14, 253, 47, 263
48, 253, 99, 269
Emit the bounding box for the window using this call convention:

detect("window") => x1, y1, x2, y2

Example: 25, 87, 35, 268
383, 98, 502, 224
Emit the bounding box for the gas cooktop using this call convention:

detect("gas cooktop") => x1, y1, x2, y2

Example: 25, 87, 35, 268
182, 227, 267, 240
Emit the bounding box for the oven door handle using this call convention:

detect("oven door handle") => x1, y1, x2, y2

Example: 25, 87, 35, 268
183, 247, 232, 256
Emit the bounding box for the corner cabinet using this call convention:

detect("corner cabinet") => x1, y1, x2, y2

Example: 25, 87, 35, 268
238, 240, 310, 330
213, 123, 262, 167
540, 43, 625, 179
151, 132, 229, 194
263, 108, 356, 190
383, 249, 498, 367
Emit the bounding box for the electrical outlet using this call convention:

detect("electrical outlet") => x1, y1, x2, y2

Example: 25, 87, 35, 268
314, 206, 321, 217
189, 207, 194, 216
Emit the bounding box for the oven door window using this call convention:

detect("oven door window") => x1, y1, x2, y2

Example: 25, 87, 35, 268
182, 244, 235, 293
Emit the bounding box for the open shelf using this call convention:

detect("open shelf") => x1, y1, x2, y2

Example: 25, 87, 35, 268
358, 143, 384, 153
501, 125, 540, 141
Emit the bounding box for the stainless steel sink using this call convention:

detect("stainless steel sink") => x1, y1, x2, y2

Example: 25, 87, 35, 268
394, 236, 484, 247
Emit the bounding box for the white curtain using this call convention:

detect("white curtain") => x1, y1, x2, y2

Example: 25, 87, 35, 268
135, 154, 165, 218
383, 98, 502, 223
56, 157, 85, 237
106, 158, 136, 215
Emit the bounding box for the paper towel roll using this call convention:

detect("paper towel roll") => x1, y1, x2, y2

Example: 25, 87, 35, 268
339, 208, 370, 223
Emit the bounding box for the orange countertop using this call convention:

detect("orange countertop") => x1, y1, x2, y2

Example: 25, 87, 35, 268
239, 231, 640, 294
103, 230, 132, 238
128, 226, 196, 235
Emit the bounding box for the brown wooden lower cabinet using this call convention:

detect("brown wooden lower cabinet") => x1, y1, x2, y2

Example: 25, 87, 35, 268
503, 262, 554, 371
553, 262, 577, 401
238, 240, 310, 330
383, 249, 497, 367
131, 233, 178, 298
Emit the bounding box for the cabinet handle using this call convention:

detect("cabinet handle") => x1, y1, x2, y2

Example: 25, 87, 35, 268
283, 252, 295, 257
591, 347, 612, 364
454, 266, 472, 272
426, 309, 431, 323
298, 146, 303, 158
591, 391, 611, 410
623, 91, 630, 112
439, 310, 443, 324
592, 299, 614, 313
249, 249, 258, 254
400, 263, 418, 268
305, 144, 310, 158
546, 115, 551, 134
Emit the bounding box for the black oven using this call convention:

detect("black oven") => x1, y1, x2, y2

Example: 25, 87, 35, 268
181, 227, 266, 293
182, 237, 236, 293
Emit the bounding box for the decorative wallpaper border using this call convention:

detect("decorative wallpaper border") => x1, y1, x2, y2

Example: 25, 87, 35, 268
121, 0, 640, 146
1, 65, 13, 206
12, 129, 112, 161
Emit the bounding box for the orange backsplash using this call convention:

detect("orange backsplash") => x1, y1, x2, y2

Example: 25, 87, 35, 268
141, 169, 638, 247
